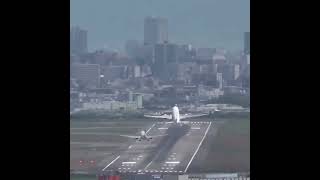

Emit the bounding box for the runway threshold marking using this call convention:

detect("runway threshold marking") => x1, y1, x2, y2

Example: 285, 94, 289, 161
102, 155, 120, 171
122, 162, 136, 164
184, 122, 212, 173
165, 161, 180, 164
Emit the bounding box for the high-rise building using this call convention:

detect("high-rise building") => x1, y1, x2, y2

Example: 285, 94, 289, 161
133, 93, 143, 108
217, 73, 223, 89
153, 43, 178, 80
177, 44, 194, 61
144, 17, 168, 45
70, 26, 88, 55
125, 40, 141, 57
244, 32, 250, 55
197, 48, 216, 60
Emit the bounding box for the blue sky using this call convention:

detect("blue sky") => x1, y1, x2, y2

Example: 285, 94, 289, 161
70, 0, 250, 52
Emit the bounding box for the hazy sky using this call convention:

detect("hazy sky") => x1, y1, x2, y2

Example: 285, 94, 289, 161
70, 0, 250, 52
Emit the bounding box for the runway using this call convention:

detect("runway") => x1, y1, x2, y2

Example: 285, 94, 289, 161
100, 121, 212, 174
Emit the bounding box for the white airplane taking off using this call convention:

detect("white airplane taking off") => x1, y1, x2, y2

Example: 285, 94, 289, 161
119, 130, 167, 141
144, 104, 215, 124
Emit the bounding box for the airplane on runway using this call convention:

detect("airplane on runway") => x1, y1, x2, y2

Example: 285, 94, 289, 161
119, 130, 167, 141
144, 104, 216, 124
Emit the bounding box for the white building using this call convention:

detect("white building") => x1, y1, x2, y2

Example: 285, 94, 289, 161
234, 64, 241, 80
134, 65, 141, 78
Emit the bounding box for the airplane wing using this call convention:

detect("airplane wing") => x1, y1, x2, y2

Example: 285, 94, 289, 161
144, 114, 172, 120
119, 135, 140, 139
149, 134, 168, 138
179, 113, 208, 120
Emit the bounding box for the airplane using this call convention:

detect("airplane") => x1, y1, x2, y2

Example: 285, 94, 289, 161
119, 130, 167, 141
144, 104, 213, 124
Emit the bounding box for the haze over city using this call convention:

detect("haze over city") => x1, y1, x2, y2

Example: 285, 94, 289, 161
70, 0, 250, 52
70, 0, 250, 179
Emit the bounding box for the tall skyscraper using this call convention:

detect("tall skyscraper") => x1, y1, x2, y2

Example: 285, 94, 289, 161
70, 26, 88, 55
144, 17, 168, 45
244, 32, 250, 55
153, 43, 178, 80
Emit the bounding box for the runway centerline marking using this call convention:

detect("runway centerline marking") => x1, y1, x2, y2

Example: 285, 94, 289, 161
102, 155, 120, 171
184, 122, 212, 173
143, 123, 169, 170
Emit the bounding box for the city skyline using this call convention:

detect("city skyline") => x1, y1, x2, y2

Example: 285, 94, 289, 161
70, 0, 250, 52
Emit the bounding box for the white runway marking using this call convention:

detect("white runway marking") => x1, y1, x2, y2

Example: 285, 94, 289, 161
165, 161, 180, 164
144, 159, 153, 170
191, 127, 201, 130
146, 123, 156, 134
102, 155, 120, 171
158, 127, 168, 130
122, 162, 136, 164
184, 122, 212, 173
143, 123, 167, 170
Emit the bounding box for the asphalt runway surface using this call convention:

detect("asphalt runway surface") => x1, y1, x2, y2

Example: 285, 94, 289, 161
100, 121, 212, 174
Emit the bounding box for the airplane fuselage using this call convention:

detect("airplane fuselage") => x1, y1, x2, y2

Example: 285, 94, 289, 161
136, 131, 152, 141
172, 105, 180, 123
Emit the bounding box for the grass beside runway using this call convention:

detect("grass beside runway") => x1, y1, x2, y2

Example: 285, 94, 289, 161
188, 118, 250, 173
70, 117, 250, 173
70, 119, 156, 172
70, 174, 96, 180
